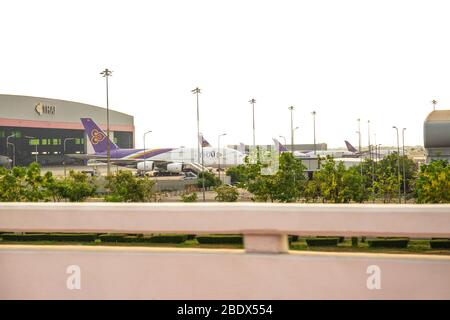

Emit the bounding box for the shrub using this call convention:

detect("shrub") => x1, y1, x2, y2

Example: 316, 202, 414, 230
1, 233, 97, 242
196, 235, 243, 244
430, 239, 450, 249
144, 234, 187, 243
306, 237, 339, 246
214, 185, 239, 202
367, 238, 409, 248
1, 233, 47, 241
105, 171, 155, 202
181, 192, 197, 202
351, 237, 358, 247
318, 236, 344, 243
99, 234, 127, 242
122, 236, 140, 243
58, 171, 97, 202
197, 171, 221, 189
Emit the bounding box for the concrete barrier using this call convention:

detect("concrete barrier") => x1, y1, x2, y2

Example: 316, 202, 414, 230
1, 203, 449, 299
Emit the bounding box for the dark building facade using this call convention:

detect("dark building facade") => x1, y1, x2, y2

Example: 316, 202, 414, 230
0, 94, 134, 166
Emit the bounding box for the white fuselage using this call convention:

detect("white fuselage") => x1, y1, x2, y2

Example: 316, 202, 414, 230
149, 147, 245, 168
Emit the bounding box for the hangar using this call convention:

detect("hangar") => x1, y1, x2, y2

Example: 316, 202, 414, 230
0, 94, 134, 166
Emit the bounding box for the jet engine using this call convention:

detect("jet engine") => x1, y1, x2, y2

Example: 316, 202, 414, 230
136, 161, 154, 171
167, 162, 183, 173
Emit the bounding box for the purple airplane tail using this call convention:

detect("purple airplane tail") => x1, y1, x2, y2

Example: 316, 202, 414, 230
199, 134, 212, 147
273, 138, 288, 152
80, 118, 119, 153
345, 140, 358, 153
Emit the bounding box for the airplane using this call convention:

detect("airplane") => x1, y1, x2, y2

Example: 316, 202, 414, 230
272, 138, 314, 157
68, 118, 245, 174
344, 140, 396, 158
273, 138, 356, 158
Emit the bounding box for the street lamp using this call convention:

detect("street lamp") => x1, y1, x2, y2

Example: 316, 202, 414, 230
312, 111, 317, 154
217, 133, 226, 182
432, 99, 438, 111
288, 106, 295, 153
191, 87, 205, 202
143, 130, 152, 171
6, 133, 16, 167
249, 98, 256, 147
402, 128, 407, 203
63, 138, 75, 177
199, 132, 206, 202
192, 87, 202, 163
393, 126, 401, 204
100, 68, 113, 176
357, 119, 361, 152
24, 136, 38, 163
367, 120, 371, 160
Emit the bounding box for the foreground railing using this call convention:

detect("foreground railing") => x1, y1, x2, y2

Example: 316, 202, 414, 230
1, 203, 450, 299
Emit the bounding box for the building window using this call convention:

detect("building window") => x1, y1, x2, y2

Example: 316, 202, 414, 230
12, 130, 21, 138
29, 139, 40, 146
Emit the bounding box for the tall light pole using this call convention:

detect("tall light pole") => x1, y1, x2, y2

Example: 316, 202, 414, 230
249, 98, 256, 147
24, 136, 38, 163
199, 132, 206, 202
143, 130, 152, 171
63, 137, 75, 177
393, 126, 401, 204
192, 87, 202, 163
432, 99, 438, 111
357, 118, 361, 152
288, 106, 295, 153
100, 68, 113, 176
191, 87, 205, 201
367, 120, 371, 160
6, 133, 16, 167
312, 111, 317, 154
217, 133, 226, 182
402, 128, 407, 203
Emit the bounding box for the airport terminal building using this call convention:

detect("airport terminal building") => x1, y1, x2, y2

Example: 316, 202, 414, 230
0, 94, 134, 166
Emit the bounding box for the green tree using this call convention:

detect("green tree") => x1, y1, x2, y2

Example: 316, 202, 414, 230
415, 160, 450, 203
304, 179, 320, 203
313, 158, 345, 203
341, 166, 368, 203
197, 171, 221, 189
0, 166, 26, 201
214, 185, 239, 202
59, 170, 97, 202
231, 152, 307, 203
271, 152, 307, 202
181, 192, 198, 202
105, 170, 154, 202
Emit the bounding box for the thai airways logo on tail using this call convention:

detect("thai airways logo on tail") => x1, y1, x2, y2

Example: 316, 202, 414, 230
345, 140, 358, 153
90, 129, 106, 145
80, 118, 119, 153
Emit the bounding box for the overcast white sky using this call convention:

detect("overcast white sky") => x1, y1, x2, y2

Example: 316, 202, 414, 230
1, 0, 449, 149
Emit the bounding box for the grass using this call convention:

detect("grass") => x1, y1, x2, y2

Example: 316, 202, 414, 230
1, 237, 450, 255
